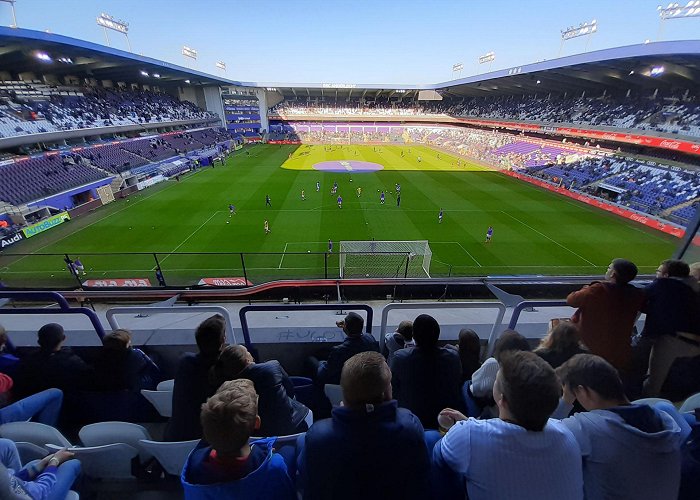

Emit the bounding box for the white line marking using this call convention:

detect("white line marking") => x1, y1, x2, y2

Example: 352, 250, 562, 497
500, 210, 597, 266
431, 241, 482, 267
159, 211, 220, 265
278, 242, 289, 269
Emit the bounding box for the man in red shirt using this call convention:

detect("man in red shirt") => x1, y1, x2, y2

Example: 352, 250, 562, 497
567, 259, 645, 379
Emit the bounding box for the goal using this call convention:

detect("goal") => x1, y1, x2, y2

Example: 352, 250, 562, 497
339, 240, 432, 278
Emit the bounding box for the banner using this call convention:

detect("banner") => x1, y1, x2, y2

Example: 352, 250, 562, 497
22, 212, 70, 239
197, 277, 253, 287
83, 278, 152, 287
0, 231, 24, 250
137, 175, 165, 191
503, 170, 687, 238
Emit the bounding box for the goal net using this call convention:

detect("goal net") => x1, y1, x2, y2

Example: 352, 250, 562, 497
339, 240, 432, 278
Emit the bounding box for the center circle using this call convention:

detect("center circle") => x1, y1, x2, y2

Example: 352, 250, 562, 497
312, 160, 384, 173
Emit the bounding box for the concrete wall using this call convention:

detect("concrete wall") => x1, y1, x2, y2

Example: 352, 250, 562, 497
203, 86, 225, 127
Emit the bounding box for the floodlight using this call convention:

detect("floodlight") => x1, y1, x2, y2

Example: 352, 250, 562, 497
35, 52, 51, 62
536, 80, 541, 84
153, 73, 160, 78
650, 65, 665, 75
184, 79, 191, 84
140, 70, 149, 77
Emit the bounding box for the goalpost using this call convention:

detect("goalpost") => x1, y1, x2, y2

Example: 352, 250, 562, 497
339, 240, 432, 278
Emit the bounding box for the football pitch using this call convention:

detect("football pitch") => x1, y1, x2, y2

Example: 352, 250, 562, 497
0, 144, 679, 288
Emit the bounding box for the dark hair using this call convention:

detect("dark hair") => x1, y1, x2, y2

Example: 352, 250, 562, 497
660, 259, 690, 278
412, 314, 440, 348
556, 354, 626, 401
211, 344, 249, 386
396, 320, 413, 341
0, 325, 7, 349
195, 314, 226, 357
493, 330, 530, 362
341, 351, 391, 408
611, 258, 638, 284
457, 328, 481, 381
37, 323, 65, 351
497, 351, 561, 431
344, 312, 365, 336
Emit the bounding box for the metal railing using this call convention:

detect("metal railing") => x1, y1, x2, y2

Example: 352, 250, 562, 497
507, 300, 569, 330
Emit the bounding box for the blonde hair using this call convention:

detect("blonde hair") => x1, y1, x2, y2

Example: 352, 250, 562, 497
536, 322, 582, 353
201, 379, 258, 453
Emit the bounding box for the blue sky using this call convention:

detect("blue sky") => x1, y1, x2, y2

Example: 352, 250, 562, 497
6, 0, 700, 84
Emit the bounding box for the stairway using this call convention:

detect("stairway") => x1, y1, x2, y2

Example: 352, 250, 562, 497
661, 197, 699, 217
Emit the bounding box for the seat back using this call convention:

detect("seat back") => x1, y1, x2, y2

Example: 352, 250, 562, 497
138, 439, 199, 476
632, 397, 673, 407
79, 422, 152, 461
140, 390, 173, 417
680, 392, 700, 413
14, 442, 49, 465
156, 379, 174, 391
0, 422, 72, 448
324, 384, 343, 408
47, 443, 138, 479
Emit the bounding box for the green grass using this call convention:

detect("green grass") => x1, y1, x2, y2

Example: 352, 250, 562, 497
0, 144, 679, 287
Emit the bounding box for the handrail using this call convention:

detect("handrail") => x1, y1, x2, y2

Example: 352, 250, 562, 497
0, 291, 106, 339
106, 306, 237, 345
238, 304, 374, 347
379, 301, 507, 357
507, 300, 570, 331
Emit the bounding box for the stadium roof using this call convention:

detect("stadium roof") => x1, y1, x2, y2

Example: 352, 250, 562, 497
0, 27, 240, 87
250, 40, 700, 99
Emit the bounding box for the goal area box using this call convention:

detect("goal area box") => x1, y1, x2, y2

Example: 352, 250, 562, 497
339, 240, 432, 278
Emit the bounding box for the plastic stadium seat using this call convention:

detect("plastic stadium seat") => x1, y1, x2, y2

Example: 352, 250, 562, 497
679, 392, 700, 413
47, 443, 138, 480
156, 379, 175, 391
65, 492, 79, 500
324, 384, 343, 408
141, 390, 172, 418
0, 421, 72, 448
632, 398, 673, 407
14, 442, 49, 464
138, 439, 199, 476
79, 422, 153, 462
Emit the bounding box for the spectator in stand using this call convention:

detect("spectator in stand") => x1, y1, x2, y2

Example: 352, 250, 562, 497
314, 312, 378, 386
383, 320, 414, 357
211, 344, 310, 436
298, 351, 430, 500
0, 439, 81, 500
181, 379, 296, 499
448, 328, 482, 382
166, 314, 226, 441
389, 314, 463, 429
470, 329, 530, 401
638, 260, 700, 397
92, 329, 162, 392
567, 259, 645, 380
13, 323, 92, 398
0, 325, 19, 377
689, 262, 700, 288
556, 354, 686, 500
433, 351, 583, 500
534, 320, 589, 369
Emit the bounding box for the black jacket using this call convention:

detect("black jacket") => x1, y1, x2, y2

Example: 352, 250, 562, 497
14, 347, 92, 398
317, 334, 379, 385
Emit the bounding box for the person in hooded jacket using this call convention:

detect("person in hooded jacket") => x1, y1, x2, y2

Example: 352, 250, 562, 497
556, 354, 688, 500
93, 329, 161, 391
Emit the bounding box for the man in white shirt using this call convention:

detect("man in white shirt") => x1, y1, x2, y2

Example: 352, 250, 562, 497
433, 351, 583, 500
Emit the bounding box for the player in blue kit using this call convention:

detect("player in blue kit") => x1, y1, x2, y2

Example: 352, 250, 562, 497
337, 195, 343, 208
380, 191, 385, 204
486, 226, 494, 243
438, 208, 443, 224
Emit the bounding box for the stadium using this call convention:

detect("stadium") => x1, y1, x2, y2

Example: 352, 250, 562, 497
0, 1, 699, 499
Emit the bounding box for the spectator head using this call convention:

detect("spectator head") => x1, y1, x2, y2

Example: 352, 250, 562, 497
340, 312, 364, 337
340, 351, 392, 409
412, 314, 440, 348
0, 325, 6, 352
689, 262, 700, 282
457, 328, 481, 379
37, 323, 65, 352
606, 258, 638, 285
536, 322, 581, 353
493, 329, 530, 362
200, 379, 260, 455
656, 259, 690, 279
195, 314, 226, 358
212, 344, 254, 385
102, 329, 132, 351
494, 351, 561, 431
396, 320, 413, 341
556, 354, 628, 410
